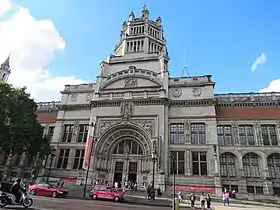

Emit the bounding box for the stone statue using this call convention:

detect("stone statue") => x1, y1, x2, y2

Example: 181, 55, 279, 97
124, 104, 129, 120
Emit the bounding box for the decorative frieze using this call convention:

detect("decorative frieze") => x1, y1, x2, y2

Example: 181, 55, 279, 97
132, 120, 153, 135
98, 120, 119, 135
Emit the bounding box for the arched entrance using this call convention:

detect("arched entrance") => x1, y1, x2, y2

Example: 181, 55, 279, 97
112, 139, 143, 184
94, 123, 152, 184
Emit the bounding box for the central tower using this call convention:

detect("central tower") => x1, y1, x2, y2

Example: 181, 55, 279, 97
115, 5, 168, 57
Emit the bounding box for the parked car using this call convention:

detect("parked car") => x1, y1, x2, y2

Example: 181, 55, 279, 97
28, 183, 68, 198
89, 185, 125, 202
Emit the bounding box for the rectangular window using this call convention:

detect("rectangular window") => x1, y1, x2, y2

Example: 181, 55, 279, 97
47, 126, 55, 142
191, 124, 206, 144
170, 124, 184, 144
57, 149, 70, 169
77, 125, 89, 143
192, 152, 207, 175
261, 125, 278, 146
73, 149, 85, 169
170, 151, 185, 175
217, 125, 233, 145
238, 125, 255, 146
62, 125, 74, 142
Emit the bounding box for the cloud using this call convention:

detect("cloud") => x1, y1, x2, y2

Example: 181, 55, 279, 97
251, 53, 267, 72
259, 79, 280, 93
0, 0, 88, 102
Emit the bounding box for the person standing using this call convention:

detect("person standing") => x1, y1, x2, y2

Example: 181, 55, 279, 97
206, 194, 211, 210
190, 193, 196, 209
200, 192, 206, 210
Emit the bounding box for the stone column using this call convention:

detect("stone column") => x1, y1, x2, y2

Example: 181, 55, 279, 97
67, 148, 75, 169
237, 153, 247, 194
185, 149, 191, 175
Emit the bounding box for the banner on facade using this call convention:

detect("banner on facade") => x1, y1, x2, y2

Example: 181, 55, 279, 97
84, 136, 94, 166
170, 185, 215, 192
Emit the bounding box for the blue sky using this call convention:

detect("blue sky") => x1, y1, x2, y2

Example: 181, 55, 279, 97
12, 0, 280, 94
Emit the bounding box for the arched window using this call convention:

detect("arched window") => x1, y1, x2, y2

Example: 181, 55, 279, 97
242, 153, 260, 178
220, 153, 236, 177
113, 139, 143, 155
267, 154, 280, 178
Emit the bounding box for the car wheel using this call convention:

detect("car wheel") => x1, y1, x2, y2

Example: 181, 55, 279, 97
92, 194, 97, 200
114, 196, 120, 202
51, 192, 57, 198
29, 190, 36, 195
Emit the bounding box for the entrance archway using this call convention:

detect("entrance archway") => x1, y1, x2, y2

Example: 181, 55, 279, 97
94, 123, 152, 184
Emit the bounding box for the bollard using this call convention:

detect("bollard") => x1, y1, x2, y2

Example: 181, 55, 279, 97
172, 197, 180, 210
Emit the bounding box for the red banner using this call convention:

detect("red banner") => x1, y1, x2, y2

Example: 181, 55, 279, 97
59, 177, 77, 183
170, 185, 215, 192
84, 136, 93, 166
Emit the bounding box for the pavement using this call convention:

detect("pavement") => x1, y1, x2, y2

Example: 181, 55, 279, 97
4, 196, 280, 210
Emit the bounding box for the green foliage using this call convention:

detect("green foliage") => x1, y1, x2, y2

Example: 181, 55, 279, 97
0, 81, 51, 159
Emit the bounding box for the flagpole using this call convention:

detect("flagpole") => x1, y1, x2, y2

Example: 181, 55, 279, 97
83, 122, 95, 198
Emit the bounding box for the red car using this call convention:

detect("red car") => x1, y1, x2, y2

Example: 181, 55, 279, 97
89, 185, 125, 202
28, 183, 68, 198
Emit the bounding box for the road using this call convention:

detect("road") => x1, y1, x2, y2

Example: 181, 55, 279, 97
17, 196, 174, 210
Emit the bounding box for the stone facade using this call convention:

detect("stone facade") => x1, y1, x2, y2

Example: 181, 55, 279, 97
2, 7, 280, 198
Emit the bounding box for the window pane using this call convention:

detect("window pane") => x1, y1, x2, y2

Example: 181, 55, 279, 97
192, 162, 199, 175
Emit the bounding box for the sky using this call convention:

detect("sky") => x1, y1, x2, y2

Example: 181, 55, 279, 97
0, 0, 279, 102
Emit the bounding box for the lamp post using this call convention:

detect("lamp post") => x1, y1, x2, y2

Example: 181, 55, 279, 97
83, 122, 95, 198
170, 155, 176, 210
46, 148, 56, 184
151, 150, 157, 200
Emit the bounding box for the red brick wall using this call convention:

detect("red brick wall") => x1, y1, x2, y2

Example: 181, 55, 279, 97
216, 107, 280, 119
36, 112, 58, 123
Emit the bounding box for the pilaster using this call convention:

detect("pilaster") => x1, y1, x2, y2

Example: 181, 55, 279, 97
185, 149, 191, 175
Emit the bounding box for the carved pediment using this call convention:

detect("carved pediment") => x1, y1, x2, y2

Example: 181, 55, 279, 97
101, 76, 161, 90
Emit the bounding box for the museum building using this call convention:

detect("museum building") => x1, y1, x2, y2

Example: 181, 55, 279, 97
1, 6, 280, 198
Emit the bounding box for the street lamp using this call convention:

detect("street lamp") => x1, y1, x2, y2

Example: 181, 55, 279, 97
83, 122, 96, 198
46, 148, 56, 183
151, 150, 157, 200
170, 155, 176, 210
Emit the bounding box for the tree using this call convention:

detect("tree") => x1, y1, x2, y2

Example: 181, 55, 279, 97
0, 81, 51, 159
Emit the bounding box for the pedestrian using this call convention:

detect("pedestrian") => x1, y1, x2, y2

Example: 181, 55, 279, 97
200, 192, 206, 210
178, 190, 183, 203
190, 193, 196, 209
206, 194, 211, 210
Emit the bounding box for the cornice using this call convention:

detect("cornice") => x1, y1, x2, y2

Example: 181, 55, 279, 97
170, 99, 216, 107
216, 101, 280, 108
47, 98, 280, 112
57, 104, 91, 111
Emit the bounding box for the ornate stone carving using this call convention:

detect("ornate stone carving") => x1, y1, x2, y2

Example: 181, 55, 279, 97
124, 78, 137, 87
85, 93, 93, 101
133, 120, 153, 135
99, 121, 118, 135
72, 121, 79, 142
172, 88, 182, 97
185, 119, 191, 143
193, 88, 202, 97
70, 93, 78, 102
231, 120, 239, 145
120, 102, 133, 120
253, 120, 263, 146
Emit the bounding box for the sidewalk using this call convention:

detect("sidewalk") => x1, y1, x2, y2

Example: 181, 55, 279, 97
125, 194, 280, 209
